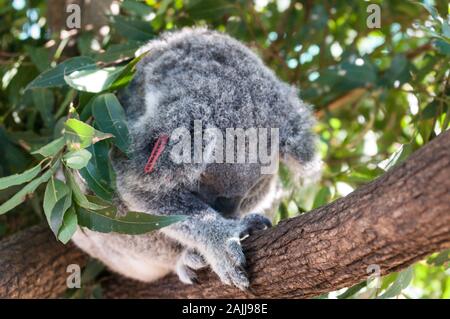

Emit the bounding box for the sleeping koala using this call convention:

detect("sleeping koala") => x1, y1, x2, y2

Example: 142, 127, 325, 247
72, 28, 320, 290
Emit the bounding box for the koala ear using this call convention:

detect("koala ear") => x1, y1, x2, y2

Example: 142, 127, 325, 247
279, 110, 322, 185
280, 111, 317, 164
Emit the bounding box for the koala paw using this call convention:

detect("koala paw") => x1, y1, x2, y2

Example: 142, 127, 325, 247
204, 215, 270, 290
176, 214, 271, 290
239, 213, 272, 240
207, 234, 249, 290
176, 249, 207, 284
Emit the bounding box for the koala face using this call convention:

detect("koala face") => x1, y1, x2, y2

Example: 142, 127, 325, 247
194, 162, 268, 216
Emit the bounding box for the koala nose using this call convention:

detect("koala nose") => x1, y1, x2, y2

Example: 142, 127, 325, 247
213, 196, 242, 217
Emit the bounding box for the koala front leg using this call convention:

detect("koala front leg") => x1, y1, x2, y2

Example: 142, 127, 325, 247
165, 208, 250, 289
152, 192, 269, 290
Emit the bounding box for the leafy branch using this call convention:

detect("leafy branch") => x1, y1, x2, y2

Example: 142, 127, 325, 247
0, 48, 185, 244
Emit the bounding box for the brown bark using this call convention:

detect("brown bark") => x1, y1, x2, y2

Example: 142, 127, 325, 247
0, 130, 449, 298
0, 225, 87, 298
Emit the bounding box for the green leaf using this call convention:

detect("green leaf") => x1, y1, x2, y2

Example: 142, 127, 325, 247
79, 141, 115, 201
43, 177, 71, 224
32, 88, 55, 127
96, 41, 142, 63
122, 0, 153, 16
64, 65, 126, 93
378, 267, 414, 299
91, 94, 130, 154
381, 55, 412, 87
342, 166, 384, 184
49, 194, 72, 238
0, 163, 43, 190
378, 144, 413, 171
428, 249, 450, 266
58, 206, 78, 244
111, 15, 153, 42
64, 168, 108, 211
435, 39, 450, 56
64, 118, 112, 150
77, 205, 186, 235
63, 149, 92, 169
26, 57, 96, 90
0, 161, 60, 215
25, 45, 51, 72
337, 281, 367, 299
31, 137, 65, 157
108, 51, 149, 91
312, 187, 331, 209
78, 92, 96, 121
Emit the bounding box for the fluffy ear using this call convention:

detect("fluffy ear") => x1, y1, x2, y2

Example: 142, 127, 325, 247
280, 110, 316, 163
279, 109, 322, 185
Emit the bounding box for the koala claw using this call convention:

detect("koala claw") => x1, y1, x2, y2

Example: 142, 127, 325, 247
239, 213, 272, 240
208, 231, 250, 290
176, 249, 207, 284
176, 215, 271, 290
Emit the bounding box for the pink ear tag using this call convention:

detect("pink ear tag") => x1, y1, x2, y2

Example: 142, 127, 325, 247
144, 134, 169, 174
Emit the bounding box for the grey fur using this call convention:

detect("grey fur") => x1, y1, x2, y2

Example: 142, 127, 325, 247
72, 28, 319, 289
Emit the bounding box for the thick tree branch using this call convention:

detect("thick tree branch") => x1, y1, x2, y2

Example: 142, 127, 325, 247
0, 226, 88, 298
0, 130, 449, 298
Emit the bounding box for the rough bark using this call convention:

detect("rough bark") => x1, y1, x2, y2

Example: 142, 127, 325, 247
0, 130, 449, 298
0, 225, 87, 298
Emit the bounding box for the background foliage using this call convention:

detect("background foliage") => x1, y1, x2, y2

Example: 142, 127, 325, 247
0, 0, 448, 298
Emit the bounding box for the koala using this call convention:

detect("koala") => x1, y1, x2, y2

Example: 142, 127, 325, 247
72, 28, 320, 290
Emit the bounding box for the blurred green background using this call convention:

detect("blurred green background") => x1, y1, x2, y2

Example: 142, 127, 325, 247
0, 0, 449, 298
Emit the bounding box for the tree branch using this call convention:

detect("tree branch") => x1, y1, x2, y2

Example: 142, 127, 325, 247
0, 226, 87, 298
1, 130, 449, 298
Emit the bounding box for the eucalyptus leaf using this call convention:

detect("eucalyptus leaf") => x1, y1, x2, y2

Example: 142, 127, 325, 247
312, 187, 331, 209
32, 88, 55, 128
378, 144, 413, 171
58, 206, 78, 244
79, 141, 115, 201
26, 57, 96, 90
378, 267, 414, 299
64, 65, 126, 93
91, 94, 130, 154
49, 194, 72, 237
0, 161, 60, 215
77, 205, 186, 235
64, 168, 108, 211
63, 149, 92, 169
31, 137, 65, 157
25, 45, 51, 72
428, 249, 450, 266
337, 281, 367, 299
111, 15, 153, 42
108, 51, 148, 90
64, 118, 113, 150
43, 177, 71, 225
0, 162, 42, 191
